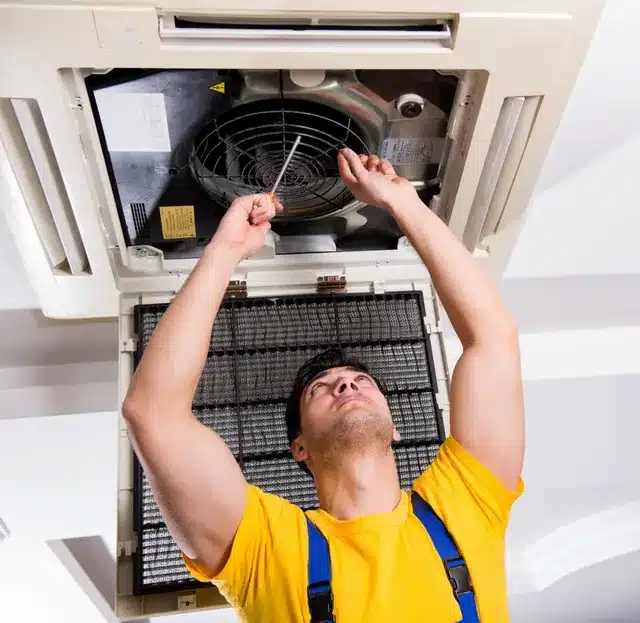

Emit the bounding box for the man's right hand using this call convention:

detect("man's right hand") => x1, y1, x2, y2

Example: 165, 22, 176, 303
337, 148, 418, 212
212, 193, 284, 260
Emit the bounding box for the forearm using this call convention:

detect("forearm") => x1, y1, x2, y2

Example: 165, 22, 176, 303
389, 195, 516, 347
337, 149, 524, 483
392, 195, 524, 485
125, 241, 241, 416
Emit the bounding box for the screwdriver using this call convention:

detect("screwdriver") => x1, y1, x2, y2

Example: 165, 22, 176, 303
268, 135, 302, 203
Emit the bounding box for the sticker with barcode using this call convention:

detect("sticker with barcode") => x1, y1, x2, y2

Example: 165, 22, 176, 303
380, 138, 437, 165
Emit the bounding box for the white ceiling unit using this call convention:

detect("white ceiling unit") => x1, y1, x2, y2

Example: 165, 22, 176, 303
0, 0, 604, 320
0, 0, 604, 619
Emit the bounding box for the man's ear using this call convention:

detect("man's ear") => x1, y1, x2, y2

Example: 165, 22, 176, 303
291, 437, 309, 463
392, 426, 401, 443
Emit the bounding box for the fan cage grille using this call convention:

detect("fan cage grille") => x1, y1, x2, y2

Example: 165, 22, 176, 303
190, 99, 372, 220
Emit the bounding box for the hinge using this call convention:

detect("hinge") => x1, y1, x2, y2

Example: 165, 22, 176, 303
425, 322, 443, 335
224, 280, 247, 298
372, 280, 385, 294
178, 593, 198, 610
121, 338, 138, 353
317, 275, 347, 294
118, 537, 138, 556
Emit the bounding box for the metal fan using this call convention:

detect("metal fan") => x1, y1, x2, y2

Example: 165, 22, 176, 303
190, 98, 371, 220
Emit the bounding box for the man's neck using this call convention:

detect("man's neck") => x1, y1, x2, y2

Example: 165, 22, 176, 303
314, 449, 401, 521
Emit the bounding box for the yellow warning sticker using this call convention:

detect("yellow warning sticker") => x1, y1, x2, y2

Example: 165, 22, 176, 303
159, 205, 196, 240
209, 82, 225, 94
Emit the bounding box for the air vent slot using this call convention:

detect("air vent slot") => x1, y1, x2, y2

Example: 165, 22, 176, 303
159, 14, 454, 47
479, 96, 541, 238
173, 14, 451, 31
463, 95, 541, 249
130, 202, 150, 240
0, 98, 90, 274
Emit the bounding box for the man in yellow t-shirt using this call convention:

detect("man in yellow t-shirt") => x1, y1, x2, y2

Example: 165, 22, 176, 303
124, 149, 525, 622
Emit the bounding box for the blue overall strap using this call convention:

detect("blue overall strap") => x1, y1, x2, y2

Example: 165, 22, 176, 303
306, 516, 336, 623
411, 492, 480, 623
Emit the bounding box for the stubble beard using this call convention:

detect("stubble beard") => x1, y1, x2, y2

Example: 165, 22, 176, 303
313, 407, 394, 468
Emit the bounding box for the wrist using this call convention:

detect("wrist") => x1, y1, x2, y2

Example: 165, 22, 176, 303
384, 192, 421, 219
205, 238, 244, 269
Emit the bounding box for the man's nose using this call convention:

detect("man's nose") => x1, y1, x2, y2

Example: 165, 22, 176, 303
336, 379, 359, 394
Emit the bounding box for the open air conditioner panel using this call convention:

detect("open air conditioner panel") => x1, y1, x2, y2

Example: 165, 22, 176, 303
129, 290, 445, 594
86, 68, 461, 258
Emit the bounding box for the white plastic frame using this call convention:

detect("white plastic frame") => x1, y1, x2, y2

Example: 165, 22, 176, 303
116, 276, 449, 618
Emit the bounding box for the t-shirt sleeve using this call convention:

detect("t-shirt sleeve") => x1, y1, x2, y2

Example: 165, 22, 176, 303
182, 484, 306, 609
413, 435, 524, 533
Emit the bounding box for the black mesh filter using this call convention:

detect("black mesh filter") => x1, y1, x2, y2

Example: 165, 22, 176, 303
132, 292, 445, 593
190, 98, 371, 220
394, 444, 442, 490
139, 526, 193, 587
244, 456, 320, 508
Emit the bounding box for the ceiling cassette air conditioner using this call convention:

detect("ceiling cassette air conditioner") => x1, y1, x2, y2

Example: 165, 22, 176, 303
0, 0, 604, 319
0, 1, 604, 619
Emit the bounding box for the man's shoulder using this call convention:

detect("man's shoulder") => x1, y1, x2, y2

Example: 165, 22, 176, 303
412, 436, 523, 534
246, 484, 307, 523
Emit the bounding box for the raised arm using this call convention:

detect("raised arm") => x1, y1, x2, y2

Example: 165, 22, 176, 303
122, 194, 282, 574
338, 149, 524, 489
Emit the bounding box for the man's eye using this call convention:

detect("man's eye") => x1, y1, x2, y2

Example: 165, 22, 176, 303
356, 375, 372, 384
309, 383, 323, 396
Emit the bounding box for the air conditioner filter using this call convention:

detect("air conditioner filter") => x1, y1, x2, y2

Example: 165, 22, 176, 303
132, 291, 444, 593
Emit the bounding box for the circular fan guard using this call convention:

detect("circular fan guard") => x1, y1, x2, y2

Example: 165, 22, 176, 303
190, 99, 371, 220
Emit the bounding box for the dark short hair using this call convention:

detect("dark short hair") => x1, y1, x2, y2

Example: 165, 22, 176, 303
285, 347, 384, 474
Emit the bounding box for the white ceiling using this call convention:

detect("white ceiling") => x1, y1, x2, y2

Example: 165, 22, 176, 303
534, 0, 640, 195
505, 0, 640, 278
509, 549, 640, 623
0, 204, 38, 310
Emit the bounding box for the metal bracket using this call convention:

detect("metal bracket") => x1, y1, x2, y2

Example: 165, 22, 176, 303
225, 280, 248, 298
178, 594, 197, 610
425, 322, 443, 335
372, 280, 385, 294
317, 276, 347, 294
118, 537, 138, 556
128, 245, 165, 274
120, 338, 138, 353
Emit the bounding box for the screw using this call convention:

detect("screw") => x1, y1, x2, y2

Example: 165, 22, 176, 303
399, 101, 423, 118
135, 247, 158, 258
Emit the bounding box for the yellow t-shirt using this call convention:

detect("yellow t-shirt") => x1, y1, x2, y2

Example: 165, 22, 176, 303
184, 436, 524, 622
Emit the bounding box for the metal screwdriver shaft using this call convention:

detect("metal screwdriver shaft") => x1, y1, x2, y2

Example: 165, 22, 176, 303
270, 135, 302, 196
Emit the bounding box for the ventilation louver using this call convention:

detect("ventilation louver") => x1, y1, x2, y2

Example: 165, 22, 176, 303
130, 202, 150, 240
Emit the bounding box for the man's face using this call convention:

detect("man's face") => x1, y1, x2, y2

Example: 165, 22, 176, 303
291, 366, 400, 469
